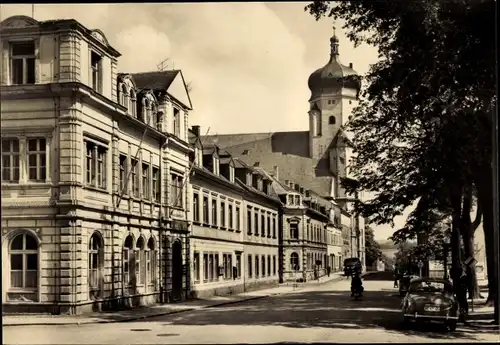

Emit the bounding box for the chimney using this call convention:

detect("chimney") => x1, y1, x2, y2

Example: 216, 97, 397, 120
273, 165, 279, 180
299, 187, 304, 194
294, 183, 300, 192
289, 182, 295, 189
284, 179, 289, 185
254, 162, 260, 167
349, 62, 353, 69
305, 190, 311, 197
192, 125, 201, 137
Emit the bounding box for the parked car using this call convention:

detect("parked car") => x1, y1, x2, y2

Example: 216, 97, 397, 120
343, 258, 362, 277
399, 274, 419, 296
401, 277, 459, 331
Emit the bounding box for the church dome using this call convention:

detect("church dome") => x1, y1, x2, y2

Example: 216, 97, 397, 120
308, 26, 361, 100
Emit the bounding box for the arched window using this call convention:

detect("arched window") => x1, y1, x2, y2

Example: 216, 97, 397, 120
290, 252, 299, 271
123, 235, 134, 289
129, 90, 137, 117
156, 111, 164, 132
120, 83, 129, 110
146, 238, 156, 288
136, 237, 145, 285
329, 116, 336, 125
89, 232, 103, 299
8, 232, 39, 301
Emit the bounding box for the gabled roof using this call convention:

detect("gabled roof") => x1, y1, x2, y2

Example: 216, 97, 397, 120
128, 70, 193, 110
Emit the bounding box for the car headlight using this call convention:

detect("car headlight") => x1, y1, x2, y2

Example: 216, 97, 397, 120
406, 299, 416, 313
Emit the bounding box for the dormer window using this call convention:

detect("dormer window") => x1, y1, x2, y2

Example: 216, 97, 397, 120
143, 99, 151, 125
90, 51, 102, 92
294, 195, 301, 205
287, 195, 293, 205
212, 156, 219, 175
129, 90, 137, 117
246, 173, 252, 186
257, 178, 263, 191
196, 147, 203, 166
229, 165, 235, 183
120, 84, 129, 110
11, 41, 35, 85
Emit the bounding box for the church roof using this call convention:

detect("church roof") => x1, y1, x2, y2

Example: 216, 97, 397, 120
202, 131, 334, 198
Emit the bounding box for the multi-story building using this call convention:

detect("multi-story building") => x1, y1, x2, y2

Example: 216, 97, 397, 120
187, 126, 280, 297
1, 15, 192, 314
258, 169, 333, 282
202, 25, 365, 271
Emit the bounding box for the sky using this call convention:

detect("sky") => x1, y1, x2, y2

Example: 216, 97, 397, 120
0, 2, 412, 241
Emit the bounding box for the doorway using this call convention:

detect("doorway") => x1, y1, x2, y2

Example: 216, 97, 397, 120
171, 240, 183, 301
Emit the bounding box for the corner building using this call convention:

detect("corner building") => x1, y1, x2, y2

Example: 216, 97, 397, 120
1, 16, 192, 314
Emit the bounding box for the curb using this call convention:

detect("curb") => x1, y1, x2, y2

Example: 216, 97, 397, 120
3, 294, 276, 327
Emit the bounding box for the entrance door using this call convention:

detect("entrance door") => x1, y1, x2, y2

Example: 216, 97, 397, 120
172, 240, 183, 301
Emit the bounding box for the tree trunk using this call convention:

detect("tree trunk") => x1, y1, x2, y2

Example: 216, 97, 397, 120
474, 168, 498, 324
450, 188, 463, 293
463, 234, 482, 299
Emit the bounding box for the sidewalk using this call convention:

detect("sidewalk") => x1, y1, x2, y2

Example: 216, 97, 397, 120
279, 271, 346, 287
2, 284, 306, 327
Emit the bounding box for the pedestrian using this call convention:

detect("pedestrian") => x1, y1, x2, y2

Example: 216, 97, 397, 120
327, 266, 331, 277
393, 265, 399, 288
457, 266, 469, 322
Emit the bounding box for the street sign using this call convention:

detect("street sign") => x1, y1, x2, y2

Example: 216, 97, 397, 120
418, 261, 424, 268
464, 257, 477, 268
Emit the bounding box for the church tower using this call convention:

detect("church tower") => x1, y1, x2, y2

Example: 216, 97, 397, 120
307, 24, 361, 200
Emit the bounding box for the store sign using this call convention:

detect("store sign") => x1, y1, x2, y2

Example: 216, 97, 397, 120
170, 219, 189, 232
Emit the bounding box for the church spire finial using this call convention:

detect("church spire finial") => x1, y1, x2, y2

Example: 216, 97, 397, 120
330, 20, 339, 60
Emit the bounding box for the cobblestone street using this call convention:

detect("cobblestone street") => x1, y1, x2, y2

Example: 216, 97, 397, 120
4, 273, 498, 344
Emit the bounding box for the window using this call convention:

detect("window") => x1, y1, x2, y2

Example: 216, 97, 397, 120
247, 209, 252, 235
11, 41, 35, 85
173, 107, 181, 137
229, 166, 235, 182
228, 204, 233, 229
203, 253, 209, 281
131, 159, 139, 197
152, 167, 160, 203
294, 195, 300, 205
169, 173, 184, 207
212, 156, 220, 175
26, 138, 46, 181
136, 237, 145, 285
143, 99, 151, 125
142, 163, 150, 199
129, 90, 137, 117
267, 215, 271, 238
255, 255, 259, 278
119, 155, 127, 193
223, 253, 232, 280
203, 196, 209, 224
193, 251, 200, 282
193, 193, 200, 223
328, 116, 336, 125
1, 139, 20, 183
287, 195, 293, 205
272, 217, 276, 238
254, 212, 259, 235
267, 255, 271, 276
261, 214, 265, 237
123, 235, 134, 289
236, 253, 241, 279
211, 199, 218, 226
90, 51, 102, 92
89, 233, 103, 299
261, 255, 265, 277
220, 201, 226, 228
8, 233, 38, 301
85, 140, 107, 189
290, 223, 299, 239
214, 253, 220, 281
248, 255, 252, 278
273, 256, 276, 276
290, 252, 299, 271
147, 238, 156, 288
235, 206, 240, 231
120, 84, 129, 109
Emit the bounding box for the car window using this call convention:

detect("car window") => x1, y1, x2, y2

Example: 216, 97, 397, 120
409, 281, 451, 293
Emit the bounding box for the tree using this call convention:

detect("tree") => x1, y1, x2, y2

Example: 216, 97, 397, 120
305, 0, 497, 322
364, 226, 382, 267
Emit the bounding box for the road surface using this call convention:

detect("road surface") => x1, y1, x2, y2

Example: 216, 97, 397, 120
4, 273, 498, 344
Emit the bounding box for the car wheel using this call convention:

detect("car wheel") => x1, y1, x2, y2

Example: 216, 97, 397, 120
447, 322, 457, 332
